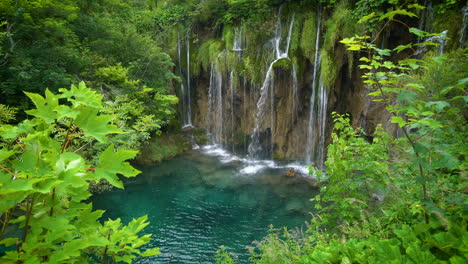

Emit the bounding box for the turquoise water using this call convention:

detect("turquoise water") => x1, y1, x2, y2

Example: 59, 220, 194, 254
91, 150, 318, 263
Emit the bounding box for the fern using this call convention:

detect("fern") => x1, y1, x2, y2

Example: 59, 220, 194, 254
0, 104, 17, 124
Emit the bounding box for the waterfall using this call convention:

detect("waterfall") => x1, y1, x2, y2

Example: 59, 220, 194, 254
248, 8, 295, 159
316, 81, 328, 166
418, 0, 434, 37
305, 5, 327, 167
291, 64, 299, 122
229, 71, 235, 153
416, 30, 448, 56
233, 27, 244, 51
414, 1, 446, 56
460, 6, 468, 48
177, 32, 187, 125
206, 58, 224, 145
185, 33, 193, 127
215, 63, 223, 145
206, 64, 214, 141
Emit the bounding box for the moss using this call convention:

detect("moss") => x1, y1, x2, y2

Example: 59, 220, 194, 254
291, 55, 305, 83
240, 52, 270, 85
243, 17, 276, 52
432, 9, 464, 51
320, 0, 358, 89
273, 57, 293, 70
320, 48, 337, 89
196, 39, 225, 73
164, 27, 179, 60
322, 0, 357, 52
299, 11, 318, 63
289, 13, 304, 57
222, 25, 235, 51
347, 50, 354, 76
135, 132, 190, 165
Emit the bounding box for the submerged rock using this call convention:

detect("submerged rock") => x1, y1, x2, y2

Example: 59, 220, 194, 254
285, 168, 296, 177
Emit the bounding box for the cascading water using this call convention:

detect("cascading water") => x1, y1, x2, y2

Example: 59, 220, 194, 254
185, 34, 193, 127
201, 9, 309, 176
177, 32, 187, 125
206, 57, 224, 145
178, 31, 193, 128
415, 0, 448, 56
418, 0, 434, 42
248, 7, 295, 159
416, 30, 448, 56
215, 62, 223, 145
229, 70, 235, 153
460, 6, 468, 48
206, 64, 214, 141
305, 5, 328, 168
291, 64, 299, 122
233, 27, 244, 52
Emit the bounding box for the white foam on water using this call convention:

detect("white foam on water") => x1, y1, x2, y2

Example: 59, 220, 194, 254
201, 144, 314, 178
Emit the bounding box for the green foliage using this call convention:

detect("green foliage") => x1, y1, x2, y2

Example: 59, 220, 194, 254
299, 11, 318, 63
196, 39, 225, 74
320, 0, 358, 89
0, 83, 158, 263
314, 113, 391, 226
0, 0, 176, 122
272, 58, 293, 70
215, 245, 237, 264
0, 105, 16, 125
248, 227, 309, 264
136, 132, 190, 165
242, 5, 467, 263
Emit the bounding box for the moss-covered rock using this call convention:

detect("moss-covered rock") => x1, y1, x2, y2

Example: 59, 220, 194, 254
135, 132, 190, 165
273, 57, 293, 70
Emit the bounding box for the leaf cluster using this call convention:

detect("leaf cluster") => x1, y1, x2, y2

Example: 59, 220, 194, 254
0, 83, 159, 263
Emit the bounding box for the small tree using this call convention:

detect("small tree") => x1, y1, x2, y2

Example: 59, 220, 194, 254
0, 82, 159, 263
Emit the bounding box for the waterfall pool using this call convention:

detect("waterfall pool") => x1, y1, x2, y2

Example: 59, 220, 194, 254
92, 150, 318, 263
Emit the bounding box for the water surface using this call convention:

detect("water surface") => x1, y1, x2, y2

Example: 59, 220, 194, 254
92, 150, 318, 263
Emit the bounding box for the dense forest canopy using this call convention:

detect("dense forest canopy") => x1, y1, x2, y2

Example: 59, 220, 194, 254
1, 0, 467, 263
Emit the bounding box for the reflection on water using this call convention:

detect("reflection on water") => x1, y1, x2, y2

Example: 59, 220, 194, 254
92, 150, 318, 263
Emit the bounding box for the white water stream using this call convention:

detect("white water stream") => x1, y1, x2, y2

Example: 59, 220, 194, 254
248, 7, 295, 159
305, 5, 327, 168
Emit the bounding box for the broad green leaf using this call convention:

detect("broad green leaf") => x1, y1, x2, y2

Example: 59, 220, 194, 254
141, 248, 160, 257
396, 90, 416, 104
359, 57, 370, 62
24, 89, 59, 123
55, 105, 80, 119
408, 4, 425, 10
406, 83, 425, 92
414, 41, 439, 47
380, 9, 417, 21
0, 237, 18, 247
358, 12, 377, 24
95, 145, 140, 189
414, 142, 429, 154
55, 152, 85, 173
127, 216, 150, 234
12, 151, 38, 172
434, 155, 459, 170
74, 107, 122, 143
409, 27, 426, 38
393, 44, 413, 53
426, 101, 450, 113
59, 81, 103, 108
391, 116, 407, 127
0, 149, 14, 162
1, 178, 43, 194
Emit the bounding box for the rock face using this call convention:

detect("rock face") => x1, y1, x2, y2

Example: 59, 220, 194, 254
171, 2, 463, 164
183, 13, 389, 164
